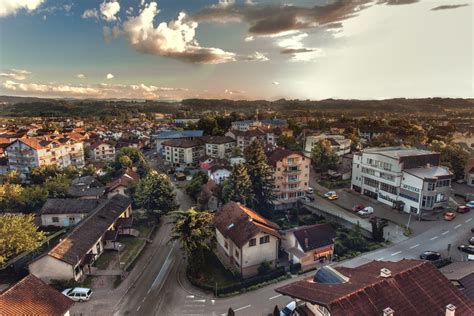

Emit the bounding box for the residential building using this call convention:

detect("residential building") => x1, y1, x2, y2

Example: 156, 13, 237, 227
275, 259, 474, 316
351, 147, 453, 215
201, 135, 235, 159
208, 165, 231, 184
465, 157, 474, 187
440, 262, 474, 303
261, 119, 288, 129
5, 137, 85, 179
40, 198, 102, 227
29, 195, 132, 282
162, 138, 204, 168
106, 168, 140, 198
214, 202, 281, 278
267, 147, 311, 210
67, 176, 105, 199
281, 224, 336, 271
0, 274, 74, 316
304, 133, 351, 157
231, 119, 261, 132
226, 128, 276, 153
88, 140, 115, 161
155, 130, 203, 154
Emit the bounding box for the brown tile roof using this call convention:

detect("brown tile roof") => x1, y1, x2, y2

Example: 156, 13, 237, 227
287, 224, 336, 252
266, 147, 305, 167
46, 195, 131, 265
106, 168, 140, 191
200, 136, 235, 144
162, 138, 204, 148
17, 137, 45, 150
214, 202, 281, 248
276, 260, 474, 316
0, 274, 74, 315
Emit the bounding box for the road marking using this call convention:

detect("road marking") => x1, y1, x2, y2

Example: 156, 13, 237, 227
150, 241, 176, 290
136, 305, 141, 312
455, 224, 462, 229
186, 295, 195, 299
441, 231, 449, 235
376, 257, 384, 261
430, 236, 439, 241
391, 251, 402, 256
211, 300, 215, 305
234, 305, 251, 312
409, 244, 420, 249
194, 299, 206, 303
465, 218, 472, 223
269, 294, 282, 300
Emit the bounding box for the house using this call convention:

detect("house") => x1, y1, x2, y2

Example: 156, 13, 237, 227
226, 128, 276, 153
162, 138, 205, 168
88, 140, 116, 161
231, 119, 261, 132
67, 176, 105, 199
464, 157, 474, 187
281, 224, 336, 270
440, 262, 474, 303
266, 147, 311, 210
214, 202, 281, 277
29, 195, 132, 282
155, 130, 203, 154
275, 259, 474, 316
304, 133, 351, 157
40, 198, 102, 227
208, 165, 231, 184
201, 135, 235, 159
0, 274, 74, 316
351, 147, 453, 215
106, 168, 140, 198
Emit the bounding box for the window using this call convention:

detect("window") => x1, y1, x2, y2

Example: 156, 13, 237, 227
260, 235, 270, 244
249, 238, 256, 247
426, 182, 436, 191
380, 183, 397, 195
436, 179, 450, 187
364, 177, 379, 188
52, 217, 59, 223
235, 249, 239, 258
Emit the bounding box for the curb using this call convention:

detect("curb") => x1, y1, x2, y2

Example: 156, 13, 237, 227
175, 258, 217, 300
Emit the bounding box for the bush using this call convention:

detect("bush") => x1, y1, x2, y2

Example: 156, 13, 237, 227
258, 261, 271, 275
289, 262, 301, 274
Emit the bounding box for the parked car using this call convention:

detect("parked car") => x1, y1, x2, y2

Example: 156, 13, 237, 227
307, 187, 314, 194
324, 191, 336, 198
299, 196, 311, 203
457, 205, 470, 213
280, 301, 297, 316
305, 194, 315, 201
444, 211, 456, 221
358, 206, 374, 217
469, 237, 474, 245
352, 204, 364, 212
62, 287, 93, 302
458, 244, 474, 254
466, 201, 474, 208
419, 251, 441, 261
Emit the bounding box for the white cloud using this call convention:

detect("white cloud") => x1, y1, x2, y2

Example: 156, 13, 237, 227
277, 32, 323, 62
0, 0, 44, 17
272, 81, 279, 85
76, 74, 85, 79
126, 6, 134, 15
123, 2, 236, 64
63, 4, 73, 13
82, 8, 99, 19
217, 0, 235, 7
100, 0, 120, 22
242, 51, 268, 62
103, 25, 122, 43
0, 69, 32, 80
244, 35, 254, 42
106, 73, 115, 79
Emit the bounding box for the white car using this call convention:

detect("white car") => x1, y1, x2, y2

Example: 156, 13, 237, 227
307, 187, 314, 194
466, 201, 474, 208
357, 206, 374, 217
62, 287, 93, 302
324, 191, 336, 198
280, 301, 297, 316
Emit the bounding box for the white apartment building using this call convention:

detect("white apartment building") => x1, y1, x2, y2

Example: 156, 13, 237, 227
304, 133, 351, 157
231, 120, 261, 132
351, 147, 453, 215
201, 136, 235, 159
226, 128, 276, 153
162, 139, 204, 168
88, 141, 115, 161
6, 137, 85, 179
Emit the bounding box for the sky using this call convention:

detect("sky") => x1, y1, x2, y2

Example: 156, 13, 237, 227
0, 0, 472, 100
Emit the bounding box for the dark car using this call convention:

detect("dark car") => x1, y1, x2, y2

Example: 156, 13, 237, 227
419, 251, 441, 261
470, 237, 474, 245
458, 244, 474, 254
457, 205, 470, 214
305, 194, 315, 201
352, 204, 364, 212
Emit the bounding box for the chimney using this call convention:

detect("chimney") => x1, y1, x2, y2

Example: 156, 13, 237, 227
380, 268, 391, 278
383, 307, 394, 316
304, 238, 309, 249
445, 304, 456, 316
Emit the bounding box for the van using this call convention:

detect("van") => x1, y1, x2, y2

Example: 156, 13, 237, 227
62, 287, 93, 302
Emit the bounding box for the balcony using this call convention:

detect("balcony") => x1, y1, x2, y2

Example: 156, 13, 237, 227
283, 168, 301, 174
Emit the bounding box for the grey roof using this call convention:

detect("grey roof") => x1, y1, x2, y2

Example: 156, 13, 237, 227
68, 176, 105, 197
404, 166, 453, 179
40, 199, 103, 215
363, 147, 436, 159
156, 130, 203, 139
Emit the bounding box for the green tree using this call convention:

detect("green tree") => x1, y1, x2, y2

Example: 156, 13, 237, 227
3, 171, 22, 184
276, 135, 301, 151
186, 172, 208, 200
0, 184, 24, 213
0, 214, 45, 264
428, 140, 470, 179
370, 132, 398, 147
80, 164, 97, 177
30, 165, 61, 184
346, 223, 369, 252
244, 139, 275, 213
135, 171, 177, 221
115, 147, 150, 177
20, 186, 48, 213
310, 139, 338, 173
222, 162, 254, 206
370, 217, 388, 242
44, 174, 71, 198
169, 208, 215, 273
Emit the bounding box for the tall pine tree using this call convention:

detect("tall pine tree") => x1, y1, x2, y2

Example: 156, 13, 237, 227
222, 162, 254, 206
244, 139, 276, 213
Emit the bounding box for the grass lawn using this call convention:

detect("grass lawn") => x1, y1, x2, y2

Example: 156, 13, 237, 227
94, 251, 117, 270
119, 236, 146, 267
190, 252, 238, 288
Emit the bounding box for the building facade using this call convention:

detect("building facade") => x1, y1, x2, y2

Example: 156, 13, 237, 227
89, 141, 115, 161
201, 136, 235, 159
162, 139, 204, 168
304, 133, 351, 157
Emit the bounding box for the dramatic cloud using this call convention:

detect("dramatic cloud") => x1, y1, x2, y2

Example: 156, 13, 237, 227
123, 2, 237, 64
0, 0, 44, 17
76, 74, 85, 79
241, 51, 268, 61
106, 73, 115, 79
276, 32, 322, 62
100, 0, 121, 22
431, 4, 469, 11
0, 69, 32, 80
82, 8, 99, 20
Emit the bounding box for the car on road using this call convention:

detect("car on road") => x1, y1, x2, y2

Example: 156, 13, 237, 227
324, 191, 336, 198
466, 201, 474, 208
357, 206, 374, 217
419, 251, 441, 261
469, 237, 474, 245
457, 205, 470, 213
307, 187, 314, 194
305, 194, 315, 201
62, 287, 93, 302
458, 244, 474, 254
352, 204, 364, 212
444, 211, 456, 221
299, 196, 311, 203
280, 301, 297, 316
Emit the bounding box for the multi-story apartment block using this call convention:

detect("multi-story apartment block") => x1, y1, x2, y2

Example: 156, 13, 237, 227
6, 137, 85, 179
226, 128, 276, 153
88, 141, 116, 161
267, 148, 311, 210
351, 147, 453, 215
162, 139, 204, 168
304, 133, 351, 157
155, 130, 203, 154
231, 120, 261, 132
201, 136, 235, 159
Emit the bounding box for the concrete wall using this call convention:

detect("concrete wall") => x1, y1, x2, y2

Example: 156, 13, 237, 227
241, 232, 278, 271
41, 213, 87, 227
29, 255, 74, 282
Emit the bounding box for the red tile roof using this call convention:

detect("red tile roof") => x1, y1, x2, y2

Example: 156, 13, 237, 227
275, 260, 474, 315
0, 274, 74, 315
106, 168, 140, 191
